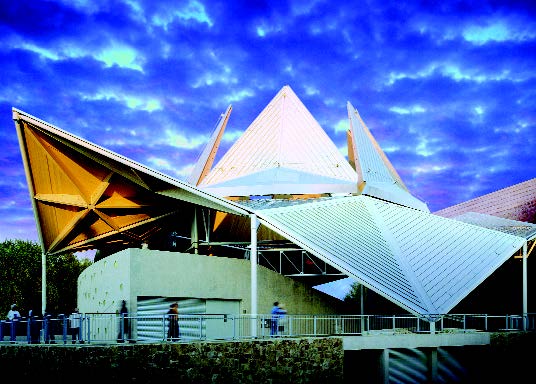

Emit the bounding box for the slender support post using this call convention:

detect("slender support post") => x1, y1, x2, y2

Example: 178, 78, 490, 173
523, 241, 528, 331
250, 214, 259, 337
42, 252, 46, 315
191, 208, 199, 254
360, 285, 365, 333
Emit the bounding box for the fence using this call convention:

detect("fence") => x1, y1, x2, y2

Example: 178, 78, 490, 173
1, 313, 535, 344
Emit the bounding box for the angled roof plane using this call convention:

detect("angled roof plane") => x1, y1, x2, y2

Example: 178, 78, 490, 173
13, 85, 534, 321
198, 86, 358, 196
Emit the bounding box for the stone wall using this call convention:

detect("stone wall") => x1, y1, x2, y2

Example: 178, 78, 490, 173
0, 337, 344, 383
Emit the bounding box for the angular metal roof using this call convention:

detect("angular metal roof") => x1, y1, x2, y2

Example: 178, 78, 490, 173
453, 212, 536, 240
12, 108, 248, 255
198, 85, 358, 196
253, 195, 525, 320
347, 102, 429, 212
434, 177, 536, 221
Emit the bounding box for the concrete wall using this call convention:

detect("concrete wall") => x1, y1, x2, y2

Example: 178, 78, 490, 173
78, 248, 343, 316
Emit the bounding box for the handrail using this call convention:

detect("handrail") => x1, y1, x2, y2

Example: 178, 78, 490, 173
1, 313, 535, 344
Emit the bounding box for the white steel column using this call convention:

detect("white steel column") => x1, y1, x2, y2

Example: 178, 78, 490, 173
250, 214, 259, 337
191, 208, 199, 254
42, 252, 46, 314
523, 241, 527, 331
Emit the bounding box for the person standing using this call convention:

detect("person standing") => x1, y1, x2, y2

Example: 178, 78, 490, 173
7, 304, 21, 342
28, 309, 40, 344
69, 308, 82, 344
43, 309, 56, 344
167, 302, 180, 341
117, 300, 130, 342
7, 304, 21, 321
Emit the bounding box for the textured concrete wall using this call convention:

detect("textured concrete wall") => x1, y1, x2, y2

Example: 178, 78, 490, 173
78, 249, 343, 316
0, 338, 344, 383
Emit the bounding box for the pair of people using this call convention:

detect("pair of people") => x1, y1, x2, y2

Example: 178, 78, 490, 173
270, 301, 287, 337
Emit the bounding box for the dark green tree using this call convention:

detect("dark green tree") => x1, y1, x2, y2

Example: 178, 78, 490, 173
344, 281, 408, 314
344, 281, 367, 313
0, 239, 91, 318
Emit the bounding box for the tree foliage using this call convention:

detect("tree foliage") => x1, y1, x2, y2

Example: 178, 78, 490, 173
0, 239, 92, 318
343, 281, 408, 314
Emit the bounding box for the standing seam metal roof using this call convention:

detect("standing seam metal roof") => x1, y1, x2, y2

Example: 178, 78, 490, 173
254, 195, 525, 319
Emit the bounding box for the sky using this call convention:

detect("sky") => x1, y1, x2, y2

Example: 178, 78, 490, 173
1, 1, 535, 297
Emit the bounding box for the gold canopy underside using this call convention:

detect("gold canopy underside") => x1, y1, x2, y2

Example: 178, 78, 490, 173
18, 119, 189, 254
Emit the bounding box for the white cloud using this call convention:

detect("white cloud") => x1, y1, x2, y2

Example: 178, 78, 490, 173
225, 89, 254, 103
163, 129, 207, 150
389, 105, 426, 115
152, 0, 213, 29
333, 119, 348, 133
463, 22, 536, 44
96, 45, 144, 72
81, 91, 162, 112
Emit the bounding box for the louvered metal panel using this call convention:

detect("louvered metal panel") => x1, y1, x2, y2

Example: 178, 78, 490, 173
136, 297, 206, 342
371, 199, 524, 314
255, 196, 427, 315
254, 195, 525, 319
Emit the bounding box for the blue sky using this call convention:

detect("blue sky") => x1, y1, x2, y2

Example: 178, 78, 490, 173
1, 0, 535, 253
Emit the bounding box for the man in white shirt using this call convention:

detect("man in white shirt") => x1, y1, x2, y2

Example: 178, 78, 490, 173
6, 304, 21, 342
7, 304, 20, 320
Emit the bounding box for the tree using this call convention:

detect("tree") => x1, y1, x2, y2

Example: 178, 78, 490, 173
344, 281, 408, 314
344, 281, 366, 313
0, 239, 91, 318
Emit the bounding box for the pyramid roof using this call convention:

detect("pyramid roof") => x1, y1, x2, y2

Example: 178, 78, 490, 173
198, 85, 358, 196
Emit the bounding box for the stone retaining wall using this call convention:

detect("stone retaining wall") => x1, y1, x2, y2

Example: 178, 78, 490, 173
0, 337, 344, 383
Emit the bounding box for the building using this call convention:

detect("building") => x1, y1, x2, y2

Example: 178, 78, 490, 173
12, 85, 536, 330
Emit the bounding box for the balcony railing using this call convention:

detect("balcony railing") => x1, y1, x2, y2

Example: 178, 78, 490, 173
1, 313, 535, 345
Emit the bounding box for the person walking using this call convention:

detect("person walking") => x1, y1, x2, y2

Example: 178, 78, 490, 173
270, 301, 287, 337
166, 302, 180, 341
117, 300, 130, 342
69, 308, 82, 344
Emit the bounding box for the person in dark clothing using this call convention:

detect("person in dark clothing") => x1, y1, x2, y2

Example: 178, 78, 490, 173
117, 300, 130, 342
69, 308, 82, 344
43, 309, 56, 344
28, 309, 40, 344
167, 302, 180, 341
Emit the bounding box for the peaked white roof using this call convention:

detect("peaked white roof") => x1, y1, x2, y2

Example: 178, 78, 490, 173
199, 85, 358, 196
253, 195, 525, 320
347, 103, 429, 212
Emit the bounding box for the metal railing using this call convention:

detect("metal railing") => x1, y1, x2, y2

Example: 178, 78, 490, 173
1, 313, 535, 344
